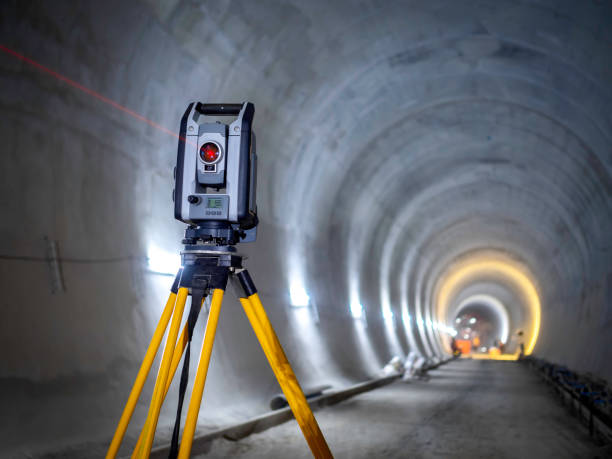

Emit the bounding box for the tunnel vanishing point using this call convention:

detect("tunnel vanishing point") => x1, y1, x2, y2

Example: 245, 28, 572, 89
0, 1, 611, 458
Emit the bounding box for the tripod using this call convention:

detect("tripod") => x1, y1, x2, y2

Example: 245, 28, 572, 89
106, 244, 333, 458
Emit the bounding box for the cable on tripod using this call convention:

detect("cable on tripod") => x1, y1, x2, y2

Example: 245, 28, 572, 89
168, 286, 205, 459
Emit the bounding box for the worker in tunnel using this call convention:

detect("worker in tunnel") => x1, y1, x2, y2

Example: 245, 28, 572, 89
517, 330, 525, 360
450, 336, 460, 357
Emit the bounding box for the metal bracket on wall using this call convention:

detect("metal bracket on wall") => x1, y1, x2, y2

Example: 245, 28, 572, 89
310, 299, 320, 324
45, 236, 65, 293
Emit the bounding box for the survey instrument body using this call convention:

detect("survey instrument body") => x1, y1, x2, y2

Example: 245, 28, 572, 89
108, 102, 332, 459
173, 102, 258, 245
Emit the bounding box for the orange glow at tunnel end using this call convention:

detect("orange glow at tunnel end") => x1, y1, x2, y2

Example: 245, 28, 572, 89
435, 254, 541, 357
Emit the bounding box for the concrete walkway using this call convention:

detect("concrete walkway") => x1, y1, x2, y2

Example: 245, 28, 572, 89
196, 360, 608, 458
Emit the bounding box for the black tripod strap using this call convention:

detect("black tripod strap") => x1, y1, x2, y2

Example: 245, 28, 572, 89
168, 286, 205, 459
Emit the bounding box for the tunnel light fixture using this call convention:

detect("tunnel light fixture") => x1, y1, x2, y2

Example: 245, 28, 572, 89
147, 244, 181, 275
350, 299, 364, 319
289, 282, 310, 307
382, 306, 394, 322
455, 317, 461, 323
469, 317, 477, 324
439, 324, 457, 337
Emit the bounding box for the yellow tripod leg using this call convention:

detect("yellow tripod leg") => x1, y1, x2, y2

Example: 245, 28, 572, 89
241, 294, 333, 458
177, 288, 224, 459
106, 291, 177, 459
238, 297, 273, 357
134, 287, 189, 458
131, 296, 205, 455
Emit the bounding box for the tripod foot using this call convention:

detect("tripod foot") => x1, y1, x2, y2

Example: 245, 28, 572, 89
106, 270, 182, 459
135, 286, 189, 458
177, 288, 225, 459
237, 272, 333, 459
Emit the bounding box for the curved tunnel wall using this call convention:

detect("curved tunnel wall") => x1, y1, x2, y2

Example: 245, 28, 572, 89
0, 0, 610, 454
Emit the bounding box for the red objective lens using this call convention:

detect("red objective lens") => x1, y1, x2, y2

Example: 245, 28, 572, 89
200, 143, 219, 163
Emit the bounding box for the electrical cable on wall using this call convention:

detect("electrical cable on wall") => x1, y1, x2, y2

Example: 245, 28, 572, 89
0, 254, 145, 263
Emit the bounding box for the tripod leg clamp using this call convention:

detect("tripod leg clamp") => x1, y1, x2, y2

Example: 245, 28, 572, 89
170, 268, 183, 293
179, 265, 230, 292
237, 270, 257, 296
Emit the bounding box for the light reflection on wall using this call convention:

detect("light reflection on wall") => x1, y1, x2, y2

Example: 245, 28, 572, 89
353, 316, 382, 376
400, 299, 421, 356
349, 291, 384, 373
290, 281, 310, 307
350, 298, 364, 319
147, 243, 181, 275
414, 293, 435, 357
288, 249, 309, 308
287, 305, 330, 382
286, 254, 335, 378
382, 306, 404, 359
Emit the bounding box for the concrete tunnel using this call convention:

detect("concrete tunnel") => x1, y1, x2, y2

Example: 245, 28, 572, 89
1, 0, 611, 457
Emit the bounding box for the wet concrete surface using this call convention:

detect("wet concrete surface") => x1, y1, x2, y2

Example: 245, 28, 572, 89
195, 359, 609, 458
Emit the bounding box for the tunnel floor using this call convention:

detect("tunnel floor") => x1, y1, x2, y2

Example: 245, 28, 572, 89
196, 360, 606, 459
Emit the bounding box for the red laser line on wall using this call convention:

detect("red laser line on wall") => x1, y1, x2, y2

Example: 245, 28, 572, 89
0, 44, 189, 143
